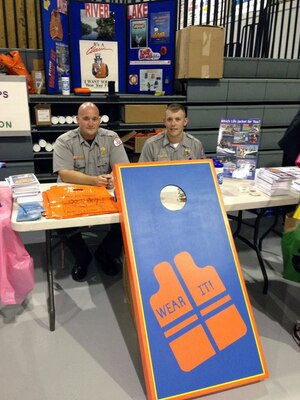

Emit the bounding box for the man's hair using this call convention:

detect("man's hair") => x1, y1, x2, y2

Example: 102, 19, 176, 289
166, 103, 186, 116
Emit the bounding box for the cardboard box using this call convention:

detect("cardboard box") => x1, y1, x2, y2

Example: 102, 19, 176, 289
175, 25, 225, 79
134, 133, 158, 153
121, 130, 160, 153
124, 104, 167, 123
34, 104, 51, 126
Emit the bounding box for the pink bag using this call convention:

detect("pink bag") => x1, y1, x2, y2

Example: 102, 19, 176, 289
0, 187, 35, 305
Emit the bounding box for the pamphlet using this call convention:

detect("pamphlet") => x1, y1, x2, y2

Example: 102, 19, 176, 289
216, 118, 261, 180
5, 173, 40, 188
16, 202, 45, 222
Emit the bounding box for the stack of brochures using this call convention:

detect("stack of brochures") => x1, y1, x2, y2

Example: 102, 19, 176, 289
255, 167, 300, 196
5, 173, 43, 204
291, 179, 300, 192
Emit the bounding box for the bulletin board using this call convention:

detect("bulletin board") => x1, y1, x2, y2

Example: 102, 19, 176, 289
127, 0, 177, 95
114, 160, 268, 400
69, 0, 126, 92
40, 0, 70, 94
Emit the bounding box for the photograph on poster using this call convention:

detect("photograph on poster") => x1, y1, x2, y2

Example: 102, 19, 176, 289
150, 11, 170, 44
57, 0, 68, 15
80, 9, 116, 40
79, 40, 118, 92
130, 19, 148, 48
140, 69, 162, 91
216, 118, 261, 180
56, 42, 70, 91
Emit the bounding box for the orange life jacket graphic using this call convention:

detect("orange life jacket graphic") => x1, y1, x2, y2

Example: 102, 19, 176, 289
150, 251, 247, 372
50, 9, 63, 41
92, 62, 109, 79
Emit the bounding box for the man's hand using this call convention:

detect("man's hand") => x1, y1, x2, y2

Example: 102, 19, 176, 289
97, 174, 114, 189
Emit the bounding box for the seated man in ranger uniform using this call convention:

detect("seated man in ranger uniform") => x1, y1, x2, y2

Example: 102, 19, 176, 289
139, 103, 205, 162
53, 102, 129, 281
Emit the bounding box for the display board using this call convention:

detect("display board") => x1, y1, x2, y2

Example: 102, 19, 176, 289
114, 160, 268, 400
0, 76, 30, 137
40, 0, 70, 94
216, 118, 262, 180
127, 0, 177, 95
69, 0, 126, 92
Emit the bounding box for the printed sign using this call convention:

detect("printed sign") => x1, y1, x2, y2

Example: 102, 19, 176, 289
79, 40, 118, 92
114, 160, 268, 400
0, 76, 30, 136
216, 118, 261, 180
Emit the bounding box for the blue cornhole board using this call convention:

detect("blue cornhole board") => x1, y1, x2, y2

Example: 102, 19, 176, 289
114, 159, 268, 400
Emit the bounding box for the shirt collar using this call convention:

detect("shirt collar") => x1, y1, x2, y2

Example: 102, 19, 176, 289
77, 127, 100, 146
163, 131, 188, 147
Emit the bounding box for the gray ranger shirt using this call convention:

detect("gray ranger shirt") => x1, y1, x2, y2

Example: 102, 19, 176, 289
138, 131, 205, 162
53, 127, 129, 179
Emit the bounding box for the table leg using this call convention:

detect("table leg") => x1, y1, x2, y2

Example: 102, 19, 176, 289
46, 230, 55, 331
231, 210, 269, 294
258, 208, 282, 251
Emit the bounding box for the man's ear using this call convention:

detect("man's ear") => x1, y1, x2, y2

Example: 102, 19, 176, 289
184, 117, 188, 126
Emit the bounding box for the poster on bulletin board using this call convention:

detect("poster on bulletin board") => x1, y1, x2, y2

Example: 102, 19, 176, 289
216, 118, 261, 180
69, 0, 126, 92
127, 0, 177, 95
40, 0, 70, 94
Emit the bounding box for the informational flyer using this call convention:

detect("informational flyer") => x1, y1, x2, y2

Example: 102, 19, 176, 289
150, 11, 170, 44
79, 40, 118, 92
216, 118, 261, 180
140, 69, 163, 92
130, 19, 148, 48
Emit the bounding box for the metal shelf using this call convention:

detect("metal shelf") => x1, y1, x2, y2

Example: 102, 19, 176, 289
29, 93, 186, 105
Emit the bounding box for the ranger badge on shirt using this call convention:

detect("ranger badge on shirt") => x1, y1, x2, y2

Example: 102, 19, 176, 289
184, 148, 191, 157
100, 146, 106, 156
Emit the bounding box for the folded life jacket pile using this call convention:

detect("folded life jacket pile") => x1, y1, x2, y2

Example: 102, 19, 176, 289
43, 185, 118, 219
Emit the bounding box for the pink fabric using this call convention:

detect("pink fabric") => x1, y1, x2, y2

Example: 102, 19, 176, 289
0, 187, 35, 304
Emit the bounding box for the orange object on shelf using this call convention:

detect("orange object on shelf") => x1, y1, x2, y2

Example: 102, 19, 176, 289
0, 50, 35, 93
42, 185, 118, 219
74, 87, 91, 95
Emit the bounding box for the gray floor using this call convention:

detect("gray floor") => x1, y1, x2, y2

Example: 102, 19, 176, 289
0, 217, 299, 400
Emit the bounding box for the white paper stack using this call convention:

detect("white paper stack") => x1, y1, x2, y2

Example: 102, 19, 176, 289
291, 179, 300, 192
5, 173, 42, 204
255, 167, 297, 196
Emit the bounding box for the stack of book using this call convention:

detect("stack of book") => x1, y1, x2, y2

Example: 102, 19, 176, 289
255, 167, 299, 196
291, 179, 300, 192
5, 173, 42, 204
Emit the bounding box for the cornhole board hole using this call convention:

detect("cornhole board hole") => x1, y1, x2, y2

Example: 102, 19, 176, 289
114, 159, 268, 400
